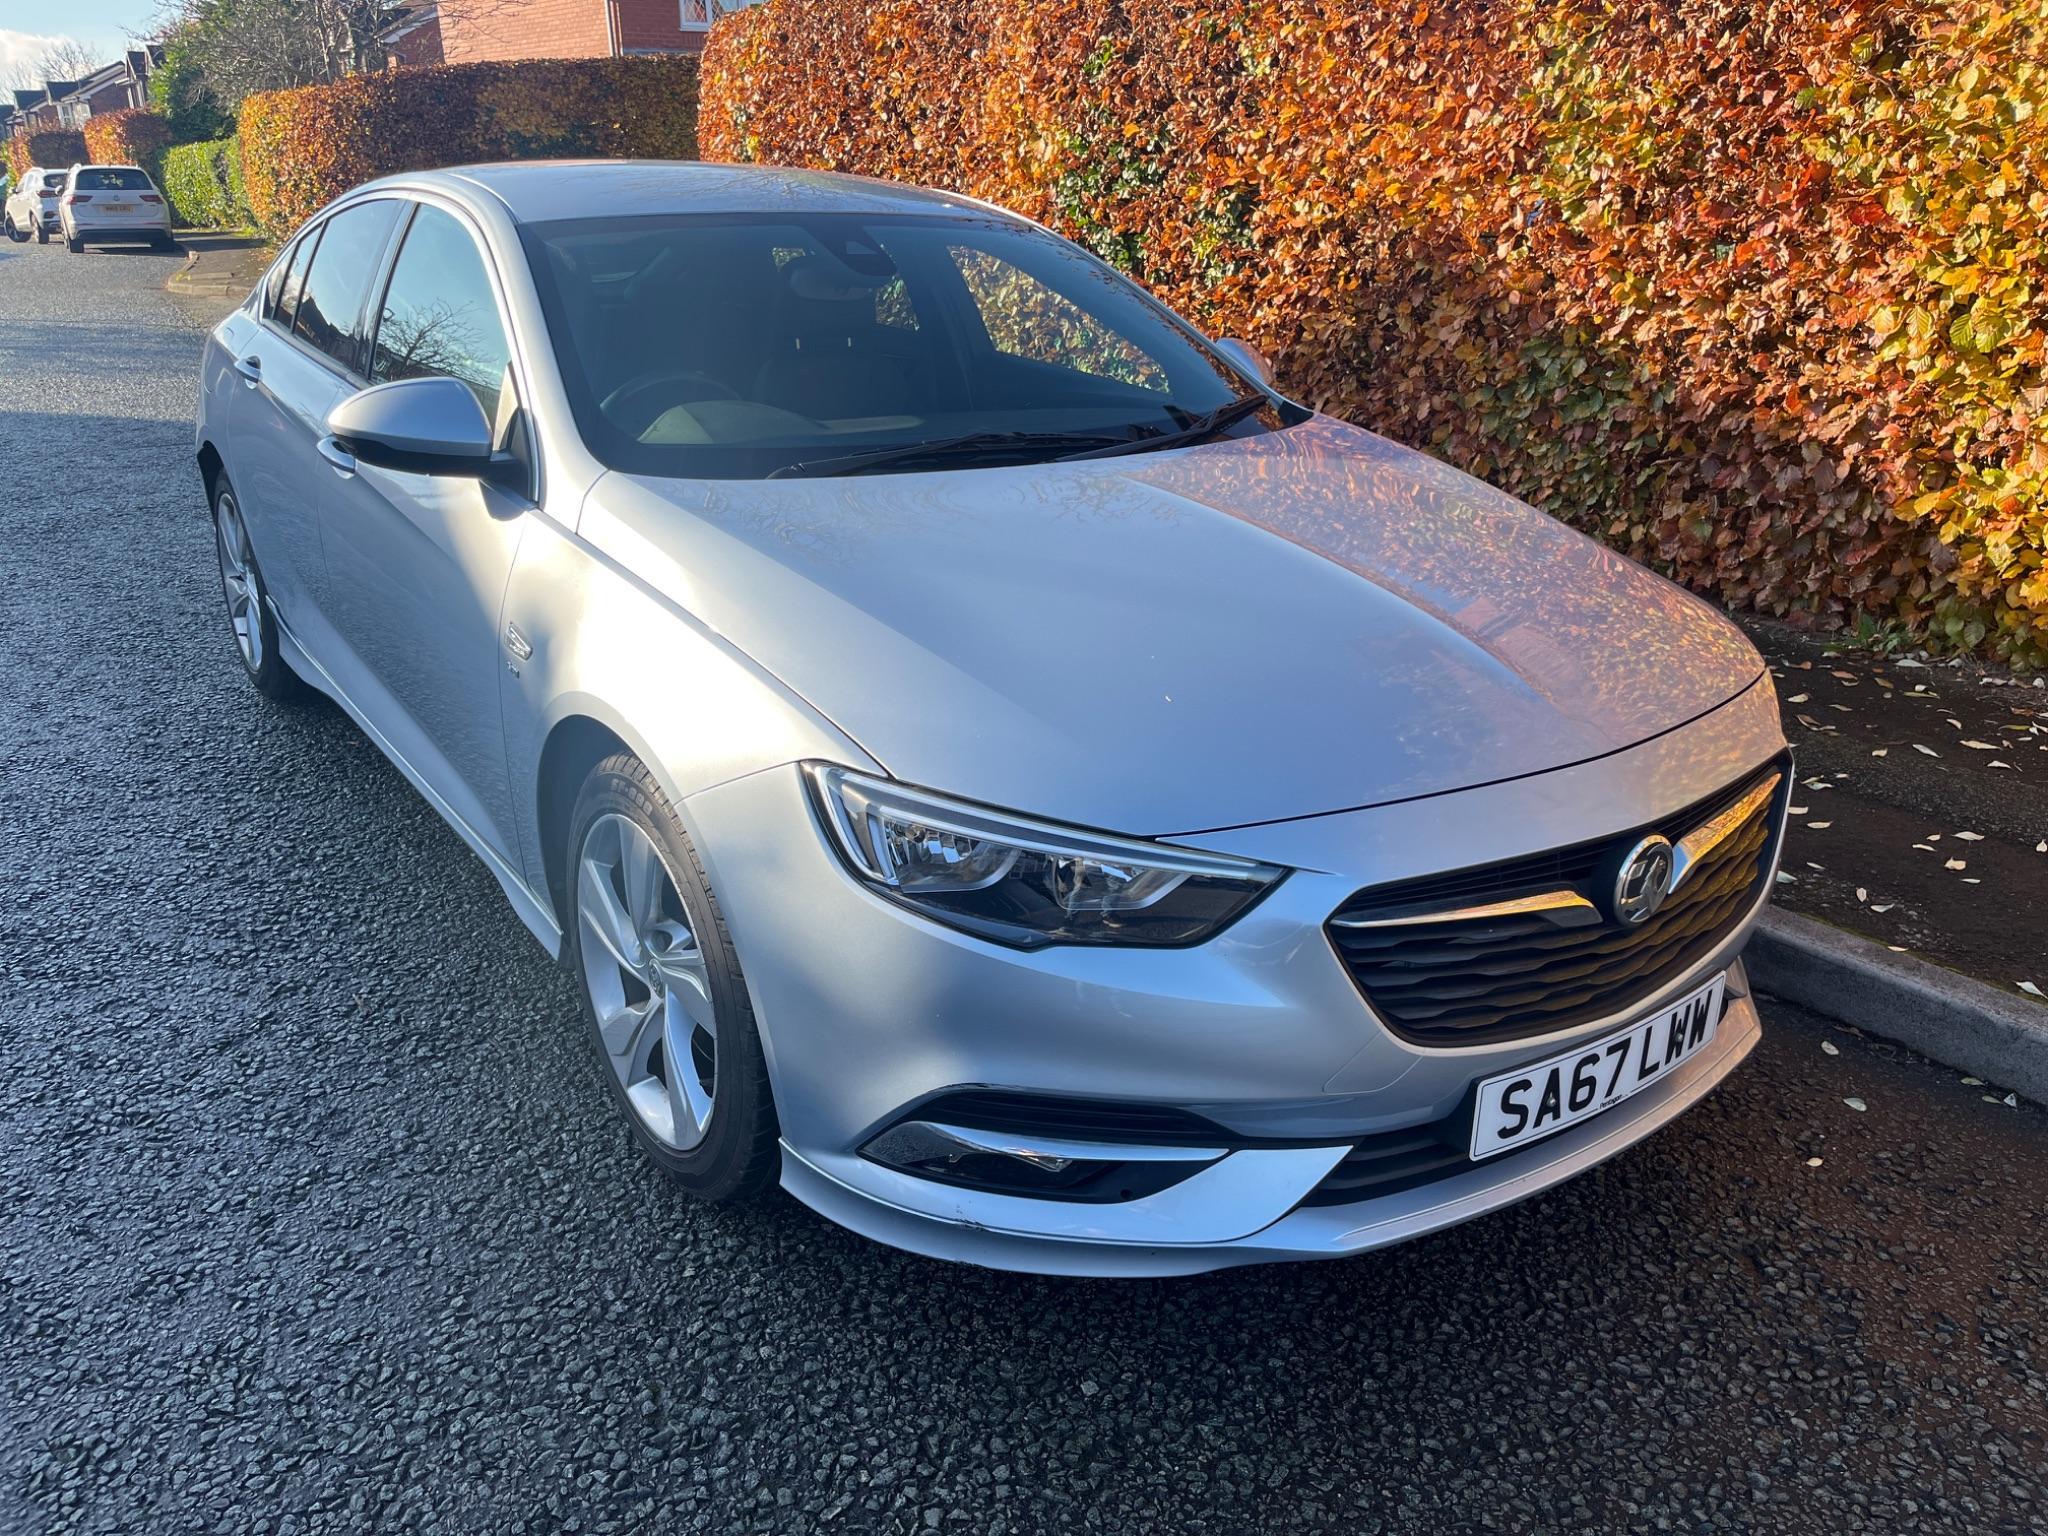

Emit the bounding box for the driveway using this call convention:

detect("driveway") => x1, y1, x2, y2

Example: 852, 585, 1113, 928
2, 237, 2044, 1535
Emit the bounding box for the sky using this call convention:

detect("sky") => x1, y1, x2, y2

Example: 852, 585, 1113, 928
2, 1, 153, 85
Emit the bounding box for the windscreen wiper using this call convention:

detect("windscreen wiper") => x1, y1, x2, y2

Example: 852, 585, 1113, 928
767, 429, 1133, 480
1054, 394, 1272, 463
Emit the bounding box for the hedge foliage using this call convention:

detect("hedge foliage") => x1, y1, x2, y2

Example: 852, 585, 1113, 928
704, 0, 2048, 664
238, 56, 702, 238
81, 109, 174, 183
162, 136, 251, 229
4, 130, 88, 183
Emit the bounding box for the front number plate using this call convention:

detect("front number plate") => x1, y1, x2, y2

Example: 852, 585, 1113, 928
1469, 972, 1726, 1160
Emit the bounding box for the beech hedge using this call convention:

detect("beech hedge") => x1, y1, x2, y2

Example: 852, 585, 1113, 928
703, 0, 2048, 664
82, 108, 174, 183
238, 56, 701, 238
5, 130, 88, 183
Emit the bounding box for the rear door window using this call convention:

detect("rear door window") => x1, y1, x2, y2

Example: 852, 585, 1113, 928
291, 200, 403, 374
271, 228, 320, 333
369, 204, 513, 422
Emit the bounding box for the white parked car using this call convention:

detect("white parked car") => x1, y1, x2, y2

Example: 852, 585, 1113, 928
56, 164, 175, 253
4, 168, 67, 244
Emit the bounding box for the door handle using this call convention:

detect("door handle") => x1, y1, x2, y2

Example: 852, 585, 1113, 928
232, 353, 262, 384
316, 435, 357, 476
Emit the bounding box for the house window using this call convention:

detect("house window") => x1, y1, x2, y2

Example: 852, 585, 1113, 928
680, 0, 760, 29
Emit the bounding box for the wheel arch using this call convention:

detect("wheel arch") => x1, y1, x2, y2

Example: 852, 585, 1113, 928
196, 440, 225, 505
535, 711, 635, 941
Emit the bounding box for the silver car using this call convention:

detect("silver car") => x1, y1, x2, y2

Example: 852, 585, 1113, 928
194, 162, 1789, 1275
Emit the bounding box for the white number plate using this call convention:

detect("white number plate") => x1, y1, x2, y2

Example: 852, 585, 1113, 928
1470, 972, 1726, 1159
102, 202, 135, 213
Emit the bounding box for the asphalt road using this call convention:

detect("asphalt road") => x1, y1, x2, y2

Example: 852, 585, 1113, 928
2, 237, 2045, 1536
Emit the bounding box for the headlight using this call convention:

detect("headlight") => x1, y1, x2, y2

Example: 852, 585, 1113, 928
804, 765, 1285, 948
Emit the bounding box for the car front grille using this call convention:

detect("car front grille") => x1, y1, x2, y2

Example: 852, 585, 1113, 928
1325, 758, 1787, 1048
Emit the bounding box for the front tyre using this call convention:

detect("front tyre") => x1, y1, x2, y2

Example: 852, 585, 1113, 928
211, 475, 301, 701
568, 755, 778, 1200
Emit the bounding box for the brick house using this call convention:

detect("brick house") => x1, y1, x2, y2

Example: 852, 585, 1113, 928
7, 83, 79, 137
437, 0, 758, 63
65, 50, 161, 124
3, 50, 159, 138
381, 5, 447, 68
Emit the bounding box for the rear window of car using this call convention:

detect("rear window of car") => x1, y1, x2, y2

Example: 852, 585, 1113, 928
74, 168, 154, 192
35, 173, 63, 192
272, 229, 321, 333
292, 199, 403, 374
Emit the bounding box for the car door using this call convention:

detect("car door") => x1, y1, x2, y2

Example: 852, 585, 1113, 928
316, 199, 536, 869
221, 223, 349, 624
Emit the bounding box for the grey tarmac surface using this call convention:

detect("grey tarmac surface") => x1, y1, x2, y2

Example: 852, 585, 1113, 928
2, 237, 2045, 1536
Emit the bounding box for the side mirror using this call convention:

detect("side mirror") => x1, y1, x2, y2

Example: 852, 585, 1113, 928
1213, 337, 1275, 387
324, 375, 493, 477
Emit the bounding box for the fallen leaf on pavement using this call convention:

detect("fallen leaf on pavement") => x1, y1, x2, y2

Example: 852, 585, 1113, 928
1805, 1157, 1824, 1167
1844, 1097, 1867, 1112
1871, 748, 1889, 757
2021, 981, 2044, 998
1913, 744, 1939, 756
1954, 831, 1984, 841
1945, 858, 1967, 870
1871, 903, 1894, 913
1822, 1041, 1839, 1056
1808, 821, 1832, 829
1961, 740, 1998, 750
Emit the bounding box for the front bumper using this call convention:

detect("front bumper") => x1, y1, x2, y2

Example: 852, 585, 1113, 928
783, 975, 1761, 1276
681, 675, 1786, 1275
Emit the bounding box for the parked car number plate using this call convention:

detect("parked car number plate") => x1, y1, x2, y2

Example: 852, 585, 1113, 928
102, 202, 135, 213
1470, 972, 1726, 1159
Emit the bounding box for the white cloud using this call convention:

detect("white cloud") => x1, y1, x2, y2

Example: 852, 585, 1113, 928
2, 28, 79, 91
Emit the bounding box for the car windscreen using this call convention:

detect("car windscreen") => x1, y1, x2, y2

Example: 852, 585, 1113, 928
75, 168, 153, 192
520, 211, 1299, 480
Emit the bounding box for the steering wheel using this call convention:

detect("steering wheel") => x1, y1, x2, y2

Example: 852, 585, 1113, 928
600, 369, 741, 435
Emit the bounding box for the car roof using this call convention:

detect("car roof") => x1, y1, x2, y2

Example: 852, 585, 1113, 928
363, 161, 1013, 226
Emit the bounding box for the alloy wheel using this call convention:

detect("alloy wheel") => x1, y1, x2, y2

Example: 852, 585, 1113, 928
214, 491, 264, 671
576, 812, 719, 1151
